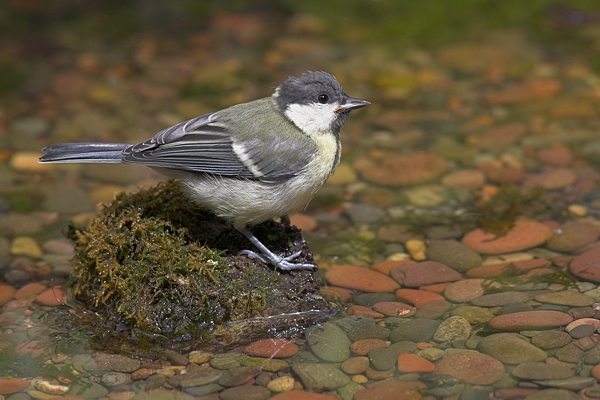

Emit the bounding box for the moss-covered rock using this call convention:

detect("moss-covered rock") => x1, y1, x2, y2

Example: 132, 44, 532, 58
53, 180, 333, 355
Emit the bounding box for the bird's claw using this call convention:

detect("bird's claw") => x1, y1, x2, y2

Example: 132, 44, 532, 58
237, 249, 316, 271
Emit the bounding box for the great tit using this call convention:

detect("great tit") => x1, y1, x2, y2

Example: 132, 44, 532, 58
39, 71, 370, 270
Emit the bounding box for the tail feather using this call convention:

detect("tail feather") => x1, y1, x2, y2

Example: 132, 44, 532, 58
39, 142, 131, 163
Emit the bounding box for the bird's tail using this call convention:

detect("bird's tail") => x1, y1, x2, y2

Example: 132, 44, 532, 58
39, 143, 131, 163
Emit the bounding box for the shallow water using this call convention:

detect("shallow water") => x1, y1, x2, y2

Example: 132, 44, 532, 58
4, 1, 600, 399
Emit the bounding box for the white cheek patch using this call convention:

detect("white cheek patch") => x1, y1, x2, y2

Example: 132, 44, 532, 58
284, 102, 338, 137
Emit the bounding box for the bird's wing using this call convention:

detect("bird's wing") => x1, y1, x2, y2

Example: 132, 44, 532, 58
122, 99, 317, 182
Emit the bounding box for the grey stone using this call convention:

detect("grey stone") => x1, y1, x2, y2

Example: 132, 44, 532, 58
353, 292, 396, 307
209, 352, 248, 370
218, 366, 262, 387
101, 371, 131, 386
344, 204, 386, 224
531, 330, 572, 350
521, 388, 580, 400
82, 353, 141, 373
471, 291, 529, 307
219, 385, 270, 400
306, 322, 351, 362
511, 362, 575, 380
433, 316, 471, 342
533, 376, 596, 391
390, 318, 440, 343
347, 323, 391, 342
161, 349, 189, 366
426, 240, 482, 272
478, 333, 547, 364
368, 347, 397, 371
292, 363, 350, 391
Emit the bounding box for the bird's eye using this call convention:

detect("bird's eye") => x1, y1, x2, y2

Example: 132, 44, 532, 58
318, 94, 329, 104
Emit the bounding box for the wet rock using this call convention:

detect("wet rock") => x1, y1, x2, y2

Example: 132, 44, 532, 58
434, 351, 505, 385
291, 363, 350, 391
510, 362, 575, 380
219, 385, 270, 400
0, 379, 30, 395
441, 169, 486, 190
167, 366, 223, 388
218, 366, 262, 387
425, 240, 482, 272
0, 283, 16, 306
372, 301, 416, 317
462, 220, 553, 254
341, 356, 370, 375
555, 343, 584, 363
35, 286, 67, 306
344, 204, 386, 224
545, 221, 600, 253
396, 353, 435, 373
537, 144, 574, 166
478, 333, 547, 364
471, 291, 530, 307
70, 381, 109, 399
347, 323, 391, 342
521, 389, 580, 400
466, 258, 551, 279
531, 331, 572, 350
82, 353, 142, 373
325, 265, 399, 292
244, 338, 298, 359
394, 288, 444, 308
271, 391, 339, 400
522, 168, 576, 190
241, 357, 289, 372
536, 291, 594, 307
415, 299, 451, 319
209, 352, 248, 370
433, 316, 471, 342
534, 376, 595, 391
368, 347, 398, 371
306, 322, 351, 362
353, 293, 396, 307
488, 310, 573, 331
350, 339, 389, 356
10, 236, 43, 259
390, 261, 461, 287
443, 279, 485, 303
101, 372, 131, 387
569, 248, 600, 283
354, 152, 448, 186
266, 375, 295, 393
497, 302, 534, 315
390, 318, 440, 343
161, 349, 189, 366
451, 306, 494, 324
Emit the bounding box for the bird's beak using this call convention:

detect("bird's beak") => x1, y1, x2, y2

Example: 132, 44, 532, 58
335, 97, 370, 112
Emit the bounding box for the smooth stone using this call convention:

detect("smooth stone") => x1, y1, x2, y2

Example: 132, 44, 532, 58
390, 319, 441, 343
471, 291, 530, 307
451, 306, 494, 324
35, 286, 67, 306
545, 221, 600, 252
266, 376, 295, 393
14, 282, 47, 301
478, 333, 547, 364
425, 240, 482, 272
240, 357, 289, 372
534, 377, 595, 391
218, 366, 262, 387
183, 383, 223, 397
353, 293, 396, 307
161, 349, 189, 366
467, 258, 551, 279
569, 248, 600, 283
10, 236, 43, 259
188, 350, 212, 365
497, 302, 534, 315
306, 322, 351, 362
555, 343, 584, 363
368, 347, 398, 371
244, 338, 298, 359
488, 311, 573, 331
531, 331, 572, 350
326, 265, 400, 292
372, 301, 416, 317
43, 180, 94, 214
443, 279, 485, 303
522, 389, 580, 400
209, 352, 248, 370
341, 356, 370, 375
388, 341, 418, 356
354, 152, 448, 187
219, 385, 270, 400
69, 381, 109, 399
394, 288, 444, 308
434, 351, 505, 385
396, 353, 435, 373
350, 339, 389, 356
415, 299, 451, 319
584, 344, 600, 364
511, 362, 575, 380
390, 261, 461, 287
441, 169, 486, 190
353, 380, 426, 400
344, 204, 386, 224
270, 391, 339, 400
0, 283, 16, 306
535, 291, 594, 307
569, 324, 596, 339
347, 323, 391, 342
167, 367, 223, 388
419, 347, 445, 362
0, 379, 30, 395
433, 316, 471, 342
462, 220, 553, 254
291, 363, 350, 391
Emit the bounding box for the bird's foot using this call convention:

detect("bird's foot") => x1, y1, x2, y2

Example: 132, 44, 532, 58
237, 249, 316, 271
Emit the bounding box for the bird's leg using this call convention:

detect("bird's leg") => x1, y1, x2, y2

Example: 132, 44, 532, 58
236, 226, 316, 271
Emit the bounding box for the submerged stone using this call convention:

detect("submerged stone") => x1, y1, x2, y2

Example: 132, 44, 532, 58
47, 180, 334, 355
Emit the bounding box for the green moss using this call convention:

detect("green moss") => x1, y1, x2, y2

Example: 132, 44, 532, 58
62, 180, 330, 353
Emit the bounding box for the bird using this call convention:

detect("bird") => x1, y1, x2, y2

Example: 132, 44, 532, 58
39, 71, 370, 270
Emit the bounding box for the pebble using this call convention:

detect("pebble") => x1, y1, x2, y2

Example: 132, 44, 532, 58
432, 316, 471, 342
425, 240, 482, 272
306, 322, 351, 362
82, 353, 142, 373
441, 169, 486, 189
477, 333, 548, 364
9, 152, 53, 173
443, 279, 485, 303
471, 291, 530, 307
396, 353, 435, 373
511, 362, 575, 380
344, 204, 386, 224
451, 305, 494, 324
466, 258, 551, 278
536, 291, 594, 307
353, 381, 427, 400
462, 220, 553, 254
523, 389, 581, 400
434, 351, 505, 385
390, 261, 461, 287
405, 239, 426, 260
353, 293, 396, 307
569, 248, 600, 283
291, 363, 350, 391
219, 385, 270, 400
489, 310, 573, 331
188, 350, 212, 365
555, 343, 584, 363
531, 330, 572, 350
523, 168, 576, 190
35, 286, 67, 306
0, 283, 17, 306
415, 299, 451, 319
0, 379, 30, 395
10, 236, 43, 259
545, 221, 600, 253
390, 318, 440, 343
218, 366, 262, 387
267, 376, 295, 392
167, 367, 223, 388
368, 347, 398, 371
354, 152, 448, 186
209, 352, 248, 370
347, 323, 391, 342
241, 357, 289, 372
537, 144, 574, 166
244, 339, 298, 359
350, 339, 389, 356
162, 349, 189, 366
341, 356, 370, 374
372, 301, 416, 317
394, 289, 444, 308
270, 391, 338, 400
42, 238, 74, 255
325, 265, 400, 292
101, 372, 131, 387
